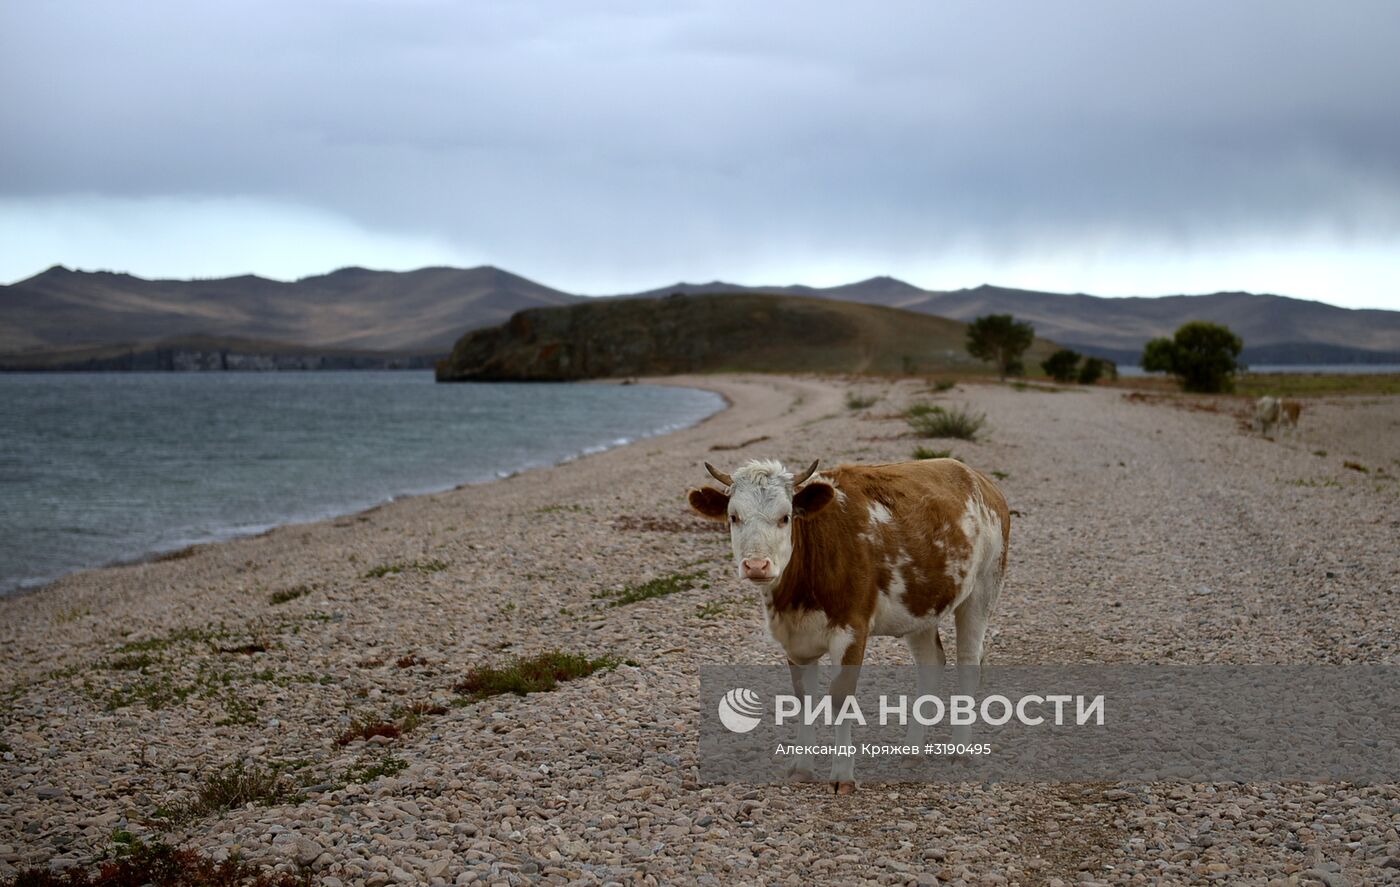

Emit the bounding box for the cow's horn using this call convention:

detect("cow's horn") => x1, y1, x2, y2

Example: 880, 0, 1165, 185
704, 462, 734, 487
792, 459, 820, 486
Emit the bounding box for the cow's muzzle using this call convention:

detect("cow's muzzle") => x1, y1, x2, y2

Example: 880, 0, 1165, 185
741, 558, 774, 582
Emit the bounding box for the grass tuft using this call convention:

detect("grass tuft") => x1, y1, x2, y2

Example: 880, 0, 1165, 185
396, 701, 449, 733
155, 763, 293, 826
115, 626, 227, 655
108, 653, 156, 671
694, 601, 734, 620
336, 719, 401, 746
453, 650, 620, 701
104, 674, 195, 711
1234, 372, 1400, 397
912, 446, 953, 460
930, 379, 957, 392
844, 392, 879, 410
362, 558, 448, 579
217, 642, 267, 656
0, 836, 310, 887
907, 404, 986, 440
268, 584, 311, 605
593, 570, 705, 607
53, 606, 90, 625
534, 503, 591, 514
343, 753, 408, 785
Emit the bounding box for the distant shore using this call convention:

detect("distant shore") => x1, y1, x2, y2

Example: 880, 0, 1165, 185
1117, 362, 1400, 377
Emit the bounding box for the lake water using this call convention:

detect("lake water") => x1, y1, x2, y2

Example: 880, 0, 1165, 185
0, 372, 725, 596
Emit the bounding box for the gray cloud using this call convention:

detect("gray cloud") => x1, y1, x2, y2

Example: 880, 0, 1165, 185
2, 1, 1398, 300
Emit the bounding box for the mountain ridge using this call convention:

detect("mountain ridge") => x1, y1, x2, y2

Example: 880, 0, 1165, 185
4, 264, 1398, 364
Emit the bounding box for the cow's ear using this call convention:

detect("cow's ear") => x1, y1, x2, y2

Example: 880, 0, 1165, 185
793, 481, 835, 518
688, 487, 730, 521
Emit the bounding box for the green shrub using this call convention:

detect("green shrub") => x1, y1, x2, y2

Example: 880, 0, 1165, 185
1077, 356, 1107, 385
1041, 348, 1082, 383
907, 404, 985, 440
1142, 321, 1243, 393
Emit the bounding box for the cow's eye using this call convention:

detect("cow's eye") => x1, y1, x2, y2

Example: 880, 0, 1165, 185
778, 514, 790, 527
729, 513, 741, 524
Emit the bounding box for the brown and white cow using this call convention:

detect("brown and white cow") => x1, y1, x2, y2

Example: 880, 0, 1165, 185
688, 457, 1011, 793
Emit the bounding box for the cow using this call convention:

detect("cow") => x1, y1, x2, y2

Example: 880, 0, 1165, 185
688, 457, 1011, 794
1254, 396, 1282, 436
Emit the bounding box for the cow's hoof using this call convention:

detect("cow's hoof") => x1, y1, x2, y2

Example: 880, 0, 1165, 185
833, 781, 857, 795
784, 766, 818, 783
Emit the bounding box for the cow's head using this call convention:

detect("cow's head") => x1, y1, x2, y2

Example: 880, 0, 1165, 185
687, 458, 836, 584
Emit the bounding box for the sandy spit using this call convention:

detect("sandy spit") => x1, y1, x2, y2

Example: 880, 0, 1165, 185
1, 374, 1398, 885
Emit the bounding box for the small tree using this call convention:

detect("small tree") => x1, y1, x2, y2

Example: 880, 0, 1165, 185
1141, 321, 1243, 393
1041, 348, 1082, 383
967, 314, 1035, 380
1077, 356, 1107, 385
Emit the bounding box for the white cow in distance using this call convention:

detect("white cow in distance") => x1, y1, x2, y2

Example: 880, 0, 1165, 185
1254, 396, 1302, 438
1254, 396, 1282, 436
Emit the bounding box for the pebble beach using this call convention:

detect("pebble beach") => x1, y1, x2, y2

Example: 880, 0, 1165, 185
2, 374, 1398, 886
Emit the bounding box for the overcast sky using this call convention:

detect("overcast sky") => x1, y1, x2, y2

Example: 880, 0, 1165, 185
2, 2, 1399, 308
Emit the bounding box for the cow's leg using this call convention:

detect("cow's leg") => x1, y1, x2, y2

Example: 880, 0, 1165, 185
953, 567, 1001, 748
904, 623, 945, 747
785, 659, 820, 781
827, 627, 868, 794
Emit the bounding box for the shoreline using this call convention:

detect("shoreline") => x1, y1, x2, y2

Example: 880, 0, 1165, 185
0, 377, 728, 601
0, 373, 796, 682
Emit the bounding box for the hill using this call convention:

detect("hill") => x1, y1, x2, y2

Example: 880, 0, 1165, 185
620, 275, 930, 308
0, 265, 579, 355
435, 293, 1059, 381
897, 285, 1400, 365
611, 279, 1400, 364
